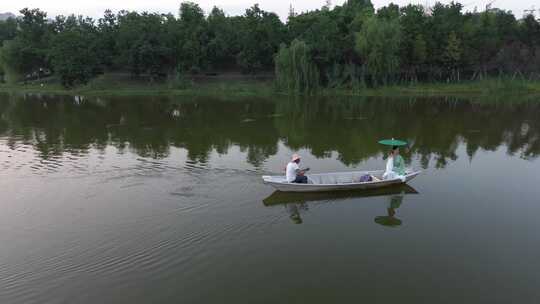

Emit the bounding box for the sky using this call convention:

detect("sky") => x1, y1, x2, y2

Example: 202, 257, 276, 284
0, 0, 537, 20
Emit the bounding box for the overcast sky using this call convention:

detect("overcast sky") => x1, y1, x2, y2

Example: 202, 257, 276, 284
1, 0, 537, 20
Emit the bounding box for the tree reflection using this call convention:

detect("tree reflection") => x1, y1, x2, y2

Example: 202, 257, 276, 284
0, 93, 538, 168
274, 95, 540, 167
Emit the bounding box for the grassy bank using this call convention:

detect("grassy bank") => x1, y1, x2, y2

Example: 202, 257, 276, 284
357, 79, 540, 97
0, 74, 277, 97
1, 73, 540, 98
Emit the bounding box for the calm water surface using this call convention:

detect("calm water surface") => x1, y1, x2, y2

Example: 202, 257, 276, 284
0, 93, 539, 303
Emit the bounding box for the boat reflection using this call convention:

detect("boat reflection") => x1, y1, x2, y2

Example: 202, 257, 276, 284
374, 195, 404, 227
262, 185, 418, 225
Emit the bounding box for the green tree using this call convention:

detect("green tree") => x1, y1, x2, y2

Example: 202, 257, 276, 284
377, 3, 400, 20
443, 31, 462, 81
0, 8, 52, 81
116, 11, 174, 79
288, 11, 341, 72
48, 15, 102, 87
207, 7, 238, 69
177, 2, 208, 73
0, 17, 17, 81
355, 16, 401, 85
520, 14, 540, 48
0, 39, 24, 82
398, 4, 428, 80
96, 10, 119, 68
1, 1, 539, 89
237, 4, 286, 73
427, 2, 464, 71
275, 39, 319, 94
412, 34, 427, 65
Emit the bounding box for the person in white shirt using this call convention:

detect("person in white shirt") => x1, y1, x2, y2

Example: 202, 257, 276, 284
382, 146, 406, 182
286, 154, 309, 183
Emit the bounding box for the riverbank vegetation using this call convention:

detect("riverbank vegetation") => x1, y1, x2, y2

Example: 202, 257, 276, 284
0, 1, 540, 95
2, 74, 539, 98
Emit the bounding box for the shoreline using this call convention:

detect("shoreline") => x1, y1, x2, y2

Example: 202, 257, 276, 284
1, 78, 540, 98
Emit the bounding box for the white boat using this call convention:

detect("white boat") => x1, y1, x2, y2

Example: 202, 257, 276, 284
262, 170, 420, 193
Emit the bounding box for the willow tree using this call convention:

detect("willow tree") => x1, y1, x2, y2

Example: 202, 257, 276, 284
275, 39, 319, 94
355, 16, 401, 86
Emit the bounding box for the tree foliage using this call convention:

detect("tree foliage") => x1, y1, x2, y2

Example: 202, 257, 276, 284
236, 5, 286, 73
1, 8, 51, 79
49, 16, 102, 87
355, 17, 401, 85
0, 1, 539, 88
275, 39, 319, 94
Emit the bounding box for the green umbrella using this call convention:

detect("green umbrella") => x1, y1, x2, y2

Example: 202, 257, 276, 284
374, 216, 402, 227
378, 138, 408, 146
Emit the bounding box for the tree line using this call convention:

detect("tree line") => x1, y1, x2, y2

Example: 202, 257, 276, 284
0, 1, 539, 90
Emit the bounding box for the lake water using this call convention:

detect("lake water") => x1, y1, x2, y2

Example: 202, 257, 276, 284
0, 93, 539, 303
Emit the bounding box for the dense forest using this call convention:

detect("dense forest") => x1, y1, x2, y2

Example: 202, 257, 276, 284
0, 0, 540, 91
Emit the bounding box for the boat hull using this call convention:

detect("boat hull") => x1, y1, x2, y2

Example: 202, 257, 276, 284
262, 170, 420, 193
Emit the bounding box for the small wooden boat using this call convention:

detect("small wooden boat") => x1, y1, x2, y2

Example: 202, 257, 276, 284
262, 170, 420, 193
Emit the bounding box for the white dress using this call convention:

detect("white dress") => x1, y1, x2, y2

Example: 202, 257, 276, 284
383, 156, 406, 182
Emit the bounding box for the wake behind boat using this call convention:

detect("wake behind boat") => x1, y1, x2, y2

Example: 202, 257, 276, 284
262, 170, 420, 193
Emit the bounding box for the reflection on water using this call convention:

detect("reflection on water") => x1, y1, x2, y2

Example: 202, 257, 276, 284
287, 203, 308, 224
0, 93, 539, 170
374, 195, 405, 227
263, 184, 418, 225
2, 93, 540, 304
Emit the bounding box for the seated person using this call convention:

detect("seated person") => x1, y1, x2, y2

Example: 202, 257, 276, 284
383, 146, 406, 182
286, 154, 310, 183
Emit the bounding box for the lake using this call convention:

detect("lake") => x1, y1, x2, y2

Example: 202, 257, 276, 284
0, 93, 539, 304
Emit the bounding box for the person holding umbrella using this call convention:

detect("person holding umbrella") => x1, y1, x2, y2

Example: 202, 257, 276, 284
379, 139, 407, 182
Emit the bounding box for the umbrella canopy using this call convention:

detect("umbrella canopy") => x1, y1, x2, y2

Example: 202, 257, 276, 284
378, 139, 407, 146
374, 216, 402, 227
